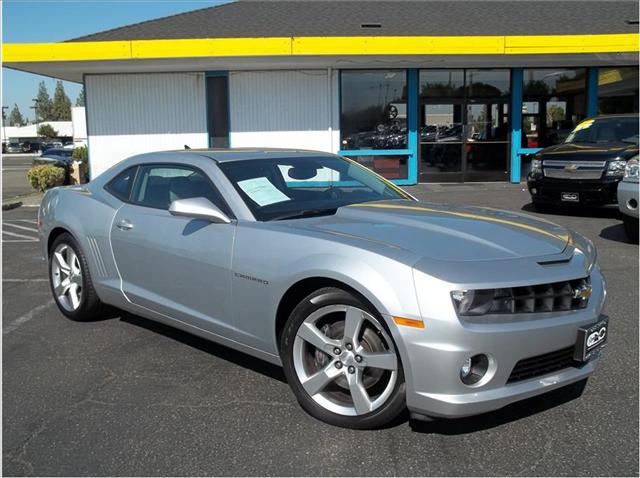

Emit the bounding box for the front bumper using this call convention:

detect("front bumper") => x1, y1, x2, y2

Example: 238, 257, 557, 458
617, 180, 639, 219
397, 267, 606, 419
527, 174, 619, 206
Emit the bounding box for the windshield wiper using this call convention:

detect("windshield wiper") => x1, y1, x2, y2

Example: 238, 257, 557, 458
271, 208, 338, 221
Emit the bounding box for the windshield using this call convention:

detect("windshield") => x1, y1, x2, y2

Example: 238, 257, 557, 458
218, 155, 413, 221
565, 117, 639, 145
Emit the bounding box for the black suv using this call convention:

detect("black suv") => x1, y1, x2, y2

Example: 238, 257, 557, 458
527, 114, 639, 210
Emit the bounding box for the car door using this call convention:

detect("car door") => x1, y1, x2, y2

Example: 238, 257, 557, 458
110, 163, 236, 338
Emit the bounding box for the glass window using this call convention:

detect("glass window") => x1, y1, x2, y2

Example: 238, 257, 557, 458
523, 68, 587, 148
466, 69, 510, 98
598, 67, 640, 114
218, 155, 412, 221
105, 166, 137, 201
206, 75, 230, 148
420, 70, 464, 99
131, 165, 227, 212
565, 116, 639, 145
340, 70, 408, 152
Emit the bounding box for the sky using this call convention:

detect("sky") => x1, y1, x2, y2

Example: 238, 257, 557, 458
2, 0, 229, 122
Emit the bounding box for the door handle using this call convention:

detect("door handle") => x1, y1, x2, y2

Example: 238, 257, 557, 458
116, 219, 134, 231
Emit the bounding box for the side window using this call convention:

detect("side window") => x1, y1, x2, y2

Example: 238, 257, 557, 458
105, 166, 137, 201
131, 165, 229, 214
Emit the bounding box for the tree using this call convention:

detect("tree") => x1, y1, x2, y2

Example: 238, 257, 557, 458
38, 124, 58, 139
52, 81, 71, 121
75, 87, 85, 107
8, 104, 25, 126
35, 81, 54, 121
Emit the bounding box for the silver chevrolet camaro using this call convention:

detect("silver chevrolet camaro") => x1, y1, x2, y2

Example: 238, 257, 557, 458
39, 149, 608, 429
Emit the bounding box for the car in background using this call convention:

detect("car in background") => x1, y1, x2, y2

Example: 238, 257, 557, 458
527, 114, 639, 211
21, 141, 44, 153
618, 155, 639, 242
6, 141, 23, 153
33, 147, 74, 182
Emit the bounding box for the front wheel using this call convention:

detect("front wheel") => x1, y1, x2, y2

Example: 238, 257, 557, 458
280, 287, 405, 429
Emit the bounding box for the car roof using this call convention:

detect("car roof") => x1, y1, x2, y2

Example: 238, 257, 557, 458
166, 148, 338, 163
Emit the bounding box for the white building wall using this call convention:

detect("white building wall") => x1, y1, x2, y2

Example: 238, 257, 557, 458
228, 70, 340, 153
71, 106, 87, 145
86, 73, 208, 178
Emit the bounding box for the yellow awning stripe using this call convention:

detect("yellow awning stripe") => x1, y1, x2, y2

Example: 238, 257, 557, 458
3, 33, 638, 63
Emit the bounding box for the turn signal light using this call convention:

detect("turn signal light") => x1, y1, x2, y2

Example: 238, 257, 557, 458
392, 316, 425, 329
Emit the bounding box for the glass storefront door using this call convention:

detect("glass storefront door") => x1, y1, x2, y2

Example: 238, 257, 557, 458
419, 69, 510, 182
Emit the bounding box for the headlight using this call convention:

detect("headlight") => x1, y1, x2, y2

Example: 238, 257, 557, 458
451, 279, 591, 316
530, 158, 543, 174
606, 159, 627, 177
624, 156, 639, 180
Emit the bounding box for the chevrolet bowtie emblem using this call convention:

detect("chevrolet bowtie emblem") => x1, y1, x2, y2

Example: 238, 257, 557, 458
564, 164, 579, 172
573, 284, 592, 300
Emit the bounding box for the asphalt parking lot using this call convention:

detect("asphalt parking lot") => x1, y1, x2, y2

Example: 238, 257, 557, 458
2, 183, 638, 476
2, 154, 36, 200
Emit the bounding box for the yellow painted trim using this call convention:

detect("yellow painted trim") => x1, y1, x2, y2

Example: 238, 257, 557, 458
3, 33, 638, 63
350, 202, 570, 243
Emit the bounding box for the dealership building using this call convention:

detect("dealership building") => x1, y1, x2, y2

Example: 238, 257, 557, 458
4, 0, 639, 184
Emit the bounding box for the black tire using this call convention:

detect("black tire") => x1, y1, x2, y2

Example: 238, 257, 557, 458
48, 232, 103, 321
280, 287, 406, 429
532, 200, 556, 213
623, 215, 639, 243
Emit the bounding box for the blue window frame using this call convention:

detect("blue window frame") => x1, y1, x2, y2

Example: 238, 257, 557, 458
338, 69, 418, 185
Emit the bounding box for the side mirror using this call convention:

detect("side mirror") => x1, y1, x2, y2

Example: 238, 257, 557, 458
169, 197, 231, 224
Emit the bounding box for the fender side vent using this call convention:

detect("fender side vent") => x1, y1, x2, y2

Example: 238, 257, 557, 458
87, 236, 108, 278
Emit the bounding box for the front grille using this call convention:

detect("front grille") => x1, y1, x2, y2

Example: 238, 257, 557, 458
543, 160, 606, 180
493, 277, 590, 314
507, 346, 577, 383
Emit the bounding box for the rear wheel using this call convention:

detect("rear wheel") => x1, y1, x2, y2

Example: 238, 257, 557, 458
280, 287, 405, 429
623, 215, 639, 243
49, 233, 103, 321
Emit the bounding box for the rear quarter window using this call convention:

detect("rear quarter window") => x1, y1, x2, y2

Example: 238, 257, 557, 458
105, 167, 137, 201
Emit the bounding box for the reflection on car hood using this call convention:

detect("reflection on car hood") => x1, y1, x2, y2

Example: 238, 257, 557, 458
296, 200, 570, 262
540, 142, 639, 161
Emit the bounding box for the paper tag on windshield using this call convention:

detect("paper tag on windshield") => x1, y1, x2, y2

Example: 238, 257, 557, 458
237, 177, 291, 207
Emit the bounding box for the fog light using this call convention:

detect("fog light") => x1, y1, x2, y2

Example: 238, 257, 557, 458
460, 354, 489, 385
531, 188, 537, 195
628, 198, 638, 210
460, 357, 472, 378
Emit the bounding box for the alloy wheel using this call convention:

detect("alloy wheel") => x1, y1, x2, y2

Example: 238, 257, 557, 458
51, 243, 83, 312
292, 304, 398, 416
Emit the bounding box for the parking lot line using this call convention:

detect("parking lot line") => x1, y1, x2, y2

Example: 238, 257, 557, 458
2, 230, 37, 241
3, 278, 48, 282
3, 299, 54, 335
4, 223, 38, 233
3, 221, 39, 242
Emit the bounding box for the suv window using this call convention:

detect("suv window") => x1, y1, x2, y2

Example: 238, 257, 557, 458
105, 167, 137, 201
131, 165, 229, 213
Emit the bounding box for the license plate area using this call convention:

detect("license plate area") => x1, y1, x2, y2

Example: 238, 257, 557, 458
574, 317, 608, 362
561, 192, 580, 202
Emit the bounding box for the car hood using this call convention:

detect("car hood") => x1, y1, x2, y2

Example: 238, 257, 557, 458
539, 142, 638, 161
294, 200, 571, 262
